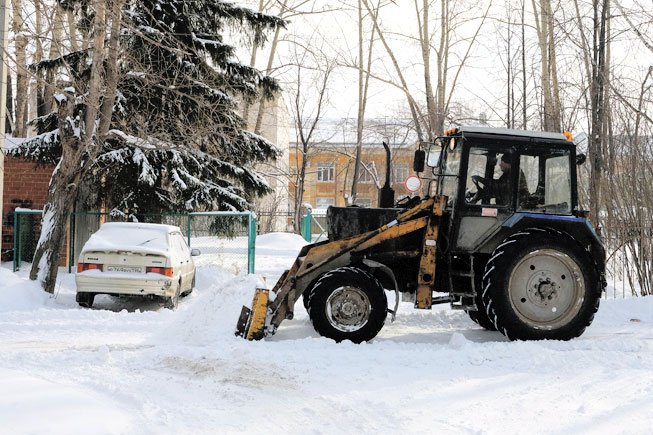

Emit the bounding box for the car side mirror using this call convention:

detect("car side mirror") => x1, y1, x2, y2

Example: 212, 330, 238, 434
576, 153, 586, 165
190, 248, 201, 256
413, 150, 425, 173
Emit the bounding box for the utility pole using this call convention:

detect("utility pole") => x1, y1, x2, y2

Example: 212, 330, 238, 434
0, 0, 9, 250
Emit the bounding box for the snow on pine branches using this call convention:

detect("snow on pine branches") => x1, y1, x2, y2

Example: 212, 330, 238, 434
12, 0, 285, 215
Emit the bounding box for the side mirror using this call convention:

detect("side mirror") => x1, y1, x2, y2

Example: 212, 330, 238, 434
413, 150, 425, 173
576, 153, 586, 165
190, 248, 201, 256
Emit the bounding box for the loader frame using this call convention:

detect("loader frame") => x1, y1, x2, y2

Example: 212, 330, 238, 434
236, 196, 447, 340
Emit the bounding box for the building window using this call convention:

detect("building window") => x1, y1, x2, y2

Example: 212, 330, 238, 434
316, 197, 335, 208
317, 162, 335, 182
358, 162, 375, 183
392, 165, 409, 184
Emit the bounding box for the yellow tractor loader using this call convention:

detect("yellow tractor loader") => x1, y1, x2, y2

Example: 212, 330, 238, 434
236, 127, 606, 343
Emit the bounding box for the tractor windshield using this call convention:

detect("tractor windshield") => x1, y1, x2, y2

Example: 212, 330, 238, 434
440, 141, 461, 200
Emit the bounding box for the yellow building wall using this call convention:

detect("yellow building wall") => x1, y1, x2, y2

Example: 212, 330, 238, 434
288, 145, 417, 210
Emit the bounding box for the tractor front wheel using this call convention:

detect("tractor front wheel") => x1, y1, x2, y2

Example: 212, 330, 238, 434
308, 267, 387, 343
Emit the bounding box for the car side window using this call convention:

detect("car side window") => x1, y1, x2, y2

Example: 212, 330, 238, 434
174, 234, 190, 260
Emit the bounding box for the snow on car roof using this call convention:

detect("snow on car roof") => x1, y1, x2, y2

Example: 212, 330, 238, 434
81, 222, 181, 254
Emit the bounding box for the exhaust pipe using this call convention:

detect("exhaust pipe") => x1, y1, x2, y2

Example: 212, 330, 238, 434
378, 141, 395, 208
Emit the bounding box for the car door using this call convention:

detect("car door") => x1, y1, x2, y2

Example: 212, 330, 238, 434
173, 233, 192, 288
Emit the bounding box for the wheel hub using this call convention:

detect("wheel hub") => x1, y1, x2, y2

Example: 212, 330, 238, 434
526, 272, 559, 304
325, 286, 371, 332
509, 249, 585, 329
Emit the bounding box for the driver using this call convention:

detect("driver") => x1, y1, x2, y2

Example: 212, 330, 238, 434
495, 152, 529, 204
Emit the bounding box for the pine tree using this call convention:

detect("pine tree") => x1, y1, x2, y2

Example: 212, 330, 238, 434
10, 0, 285, 292
12, 0, 284, 214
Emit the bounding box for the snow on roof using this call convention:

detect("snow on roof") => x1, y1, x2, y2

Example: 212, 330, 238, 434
81, 222, 181, 255
2, 135, 28, 151
459, 126, 568, 141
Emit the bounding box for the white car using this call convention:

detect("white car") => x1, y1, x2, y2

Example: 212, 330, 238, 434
75, 222, 200, 309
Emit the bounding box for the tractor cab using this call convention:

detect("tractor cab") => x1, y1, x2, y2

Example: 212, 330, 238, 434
415, 127, 589, 254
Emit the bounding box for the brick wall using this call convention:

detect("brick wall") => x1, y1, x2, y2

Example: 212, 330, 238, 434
2, 156, 55, 262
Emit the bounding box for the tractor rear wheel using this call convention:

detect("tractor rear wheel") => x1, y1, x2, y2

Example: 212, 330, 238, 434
467, 306, 496, 331
308, 267, 387, 343
467, 271, 497, 331
482, 229, 601, 341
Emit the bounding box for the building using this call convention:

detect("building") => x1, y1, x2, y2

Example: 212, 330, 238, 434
1, 138, 56, 262
289, 141, 417, 211
288, 119, 419, 213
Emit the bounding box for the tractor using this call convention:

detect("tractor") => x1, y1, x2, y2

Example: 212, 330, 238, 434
236, 126, 606, 342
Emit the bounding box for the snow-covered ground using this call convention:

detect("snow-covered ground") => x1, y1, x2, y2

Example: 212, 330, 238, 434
1, 232, 653, 434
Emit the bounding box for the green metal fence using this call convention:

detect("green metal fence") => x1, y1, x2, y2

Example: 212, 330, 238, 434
187, 212, 256, 275
301, 210, 328, 242
12, 210, 43, 273
12, 210, 257, 275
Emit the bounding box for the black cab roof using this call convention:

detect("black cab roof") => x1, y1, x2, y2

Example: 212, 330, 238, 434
448, 126, 573, 146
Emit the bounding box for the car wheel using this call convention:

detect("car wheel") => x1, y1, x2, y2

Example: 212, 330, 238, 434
76, 292, 95, 308
181, 274, 195, 297
164, 281, 181, 310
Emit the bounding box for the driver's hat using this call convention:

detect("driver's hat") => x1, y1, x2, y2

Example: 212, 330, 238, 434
501, 152, 512, 163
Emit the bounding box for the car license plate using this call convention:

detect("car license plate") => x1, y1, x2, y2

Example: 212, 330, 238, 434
107, 266, 143, 273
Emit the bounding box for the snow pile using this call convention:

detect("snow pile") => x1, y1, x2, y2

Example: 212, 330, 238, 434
255, 232, 308, 253
0, 268, 51, 312
0, 368, 131, 434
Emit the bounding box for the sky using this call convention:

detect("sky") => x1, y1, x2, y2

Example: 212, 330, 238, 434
235, 0, 652, 134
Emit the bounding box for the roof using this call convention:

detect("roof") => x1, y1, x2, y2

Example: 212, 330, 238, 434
100, 222, 181, 233
81, 222, 182, 255
458, 126, 569, 142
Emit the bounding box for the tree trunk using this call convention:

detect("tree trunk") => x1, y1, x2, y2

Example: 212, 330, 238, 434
98, 0, 125, 139
43, 5, 65, 116
29, 93, 83, 290
30, 0, 108, 292
12, 0, 28, 137
588, 0, 610, 220
293, 141, 308, 234
254, 0, 288, 135
5, 72, 13, 133
351, 0, 366, 204
419, 0, 437, 139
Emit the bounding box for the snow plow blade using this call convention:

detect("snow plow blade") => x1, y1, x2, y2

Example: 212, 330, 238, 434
235, 288, 269, 341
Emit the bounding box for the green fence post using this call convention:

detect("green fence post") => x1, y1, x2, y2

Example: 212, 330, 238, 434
248, 213, 256, 274
301, 212, 312, 242
68, 213, 75, 273
187, 214, 192, 247
13, 211, 18, 272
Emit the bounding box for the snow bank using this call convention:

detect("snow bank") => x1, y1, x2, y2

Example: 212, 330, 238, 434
0, 268, 51, 312
255, 232, 308, 252
0, 368, 131, 434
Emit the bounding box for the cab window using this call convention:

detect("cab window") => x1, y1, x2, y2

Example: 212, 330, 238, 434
517, 150, 572, 214
440, 143, 461, 200
464, 147, 513, 207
